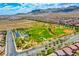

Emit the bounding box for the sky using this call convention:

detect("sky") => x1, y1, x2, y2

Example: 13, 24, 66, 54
0, 3, 79, 15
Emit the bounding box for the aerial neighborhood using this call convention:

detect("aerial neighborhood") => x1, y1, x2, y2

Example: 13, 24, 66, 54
0, 3, 79, 56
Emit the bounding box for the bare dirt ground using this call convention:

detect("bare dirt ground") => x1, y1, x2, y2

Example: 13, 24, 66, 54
0, 13, 79, 31
0, 20, 35, 31
64, 29, 75, 34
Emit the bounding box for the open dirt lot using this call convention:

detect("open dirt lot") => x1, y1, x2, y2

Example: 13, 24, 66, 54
0, 20, 36, 31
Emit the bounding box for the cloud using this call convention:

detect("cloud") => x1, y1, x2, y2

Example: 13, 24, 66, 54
0, 3, 79, 15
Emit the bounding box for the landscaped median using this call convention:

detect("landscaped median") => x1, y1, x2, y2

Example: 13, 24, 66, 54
12, 21, 77, 53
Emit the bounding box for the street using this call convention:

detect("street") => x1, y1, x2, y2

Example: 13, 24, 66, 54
6, 30, 17, 56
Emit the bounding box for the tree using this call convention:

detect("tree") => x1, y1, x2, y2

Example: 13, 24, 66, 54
41, 50, 47, 56
47, 48, 54, 55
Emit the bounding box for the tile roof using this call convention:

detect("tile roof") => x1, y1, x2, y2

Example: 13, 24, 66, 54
69, 45, 78, 51
52, 43, 79, 56
55, 50, 66, 56
63, 47, 73, 56
75, 43, 79, 48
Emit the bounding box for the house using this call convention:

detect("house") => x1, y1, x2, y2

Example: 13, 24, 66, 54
53, 43, 79, 56
69, 45, 78, 52
62, 47, 73, 56
55, 50, 66, 56
75, 43, 79, 49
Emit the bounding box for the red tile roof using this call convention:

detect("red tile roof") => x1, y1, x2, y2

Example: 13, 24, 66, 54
69, 45, 78, 51
53, 43, 79, 56
55, 50, 66, 56
63, 47, 73, 56
75, 43, 79, 48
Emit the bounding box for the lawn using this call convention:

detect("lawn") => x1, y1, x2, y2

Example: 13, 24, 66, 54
26, 27, 53, 42
54, 27, 65, 35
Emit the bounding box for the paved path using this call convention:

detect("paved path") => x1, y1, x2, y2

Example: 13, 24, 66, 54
17, 45, 45, 56
6, 30, 17, 56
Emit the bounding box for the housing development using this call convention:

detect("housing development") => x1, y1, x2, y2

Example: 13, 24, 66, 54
0, 3, 79, 56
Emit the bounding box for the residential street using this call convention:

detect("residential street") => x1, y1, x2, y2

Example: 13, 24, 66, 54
6, 30, 17, 56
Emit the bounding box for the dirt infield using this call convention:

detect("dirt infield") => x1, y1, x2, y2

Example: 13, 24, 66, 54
64, 29, 75, 34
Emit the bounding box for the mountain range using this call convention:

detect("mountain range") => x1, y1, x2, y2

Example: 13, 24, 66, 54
0, 4, 79, 20
29, 5, 79, 14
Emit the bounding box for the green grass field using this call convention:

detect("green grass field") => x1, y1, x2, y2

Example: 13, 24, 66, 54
25, 27, 53, 42
16, 26, 53, 43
